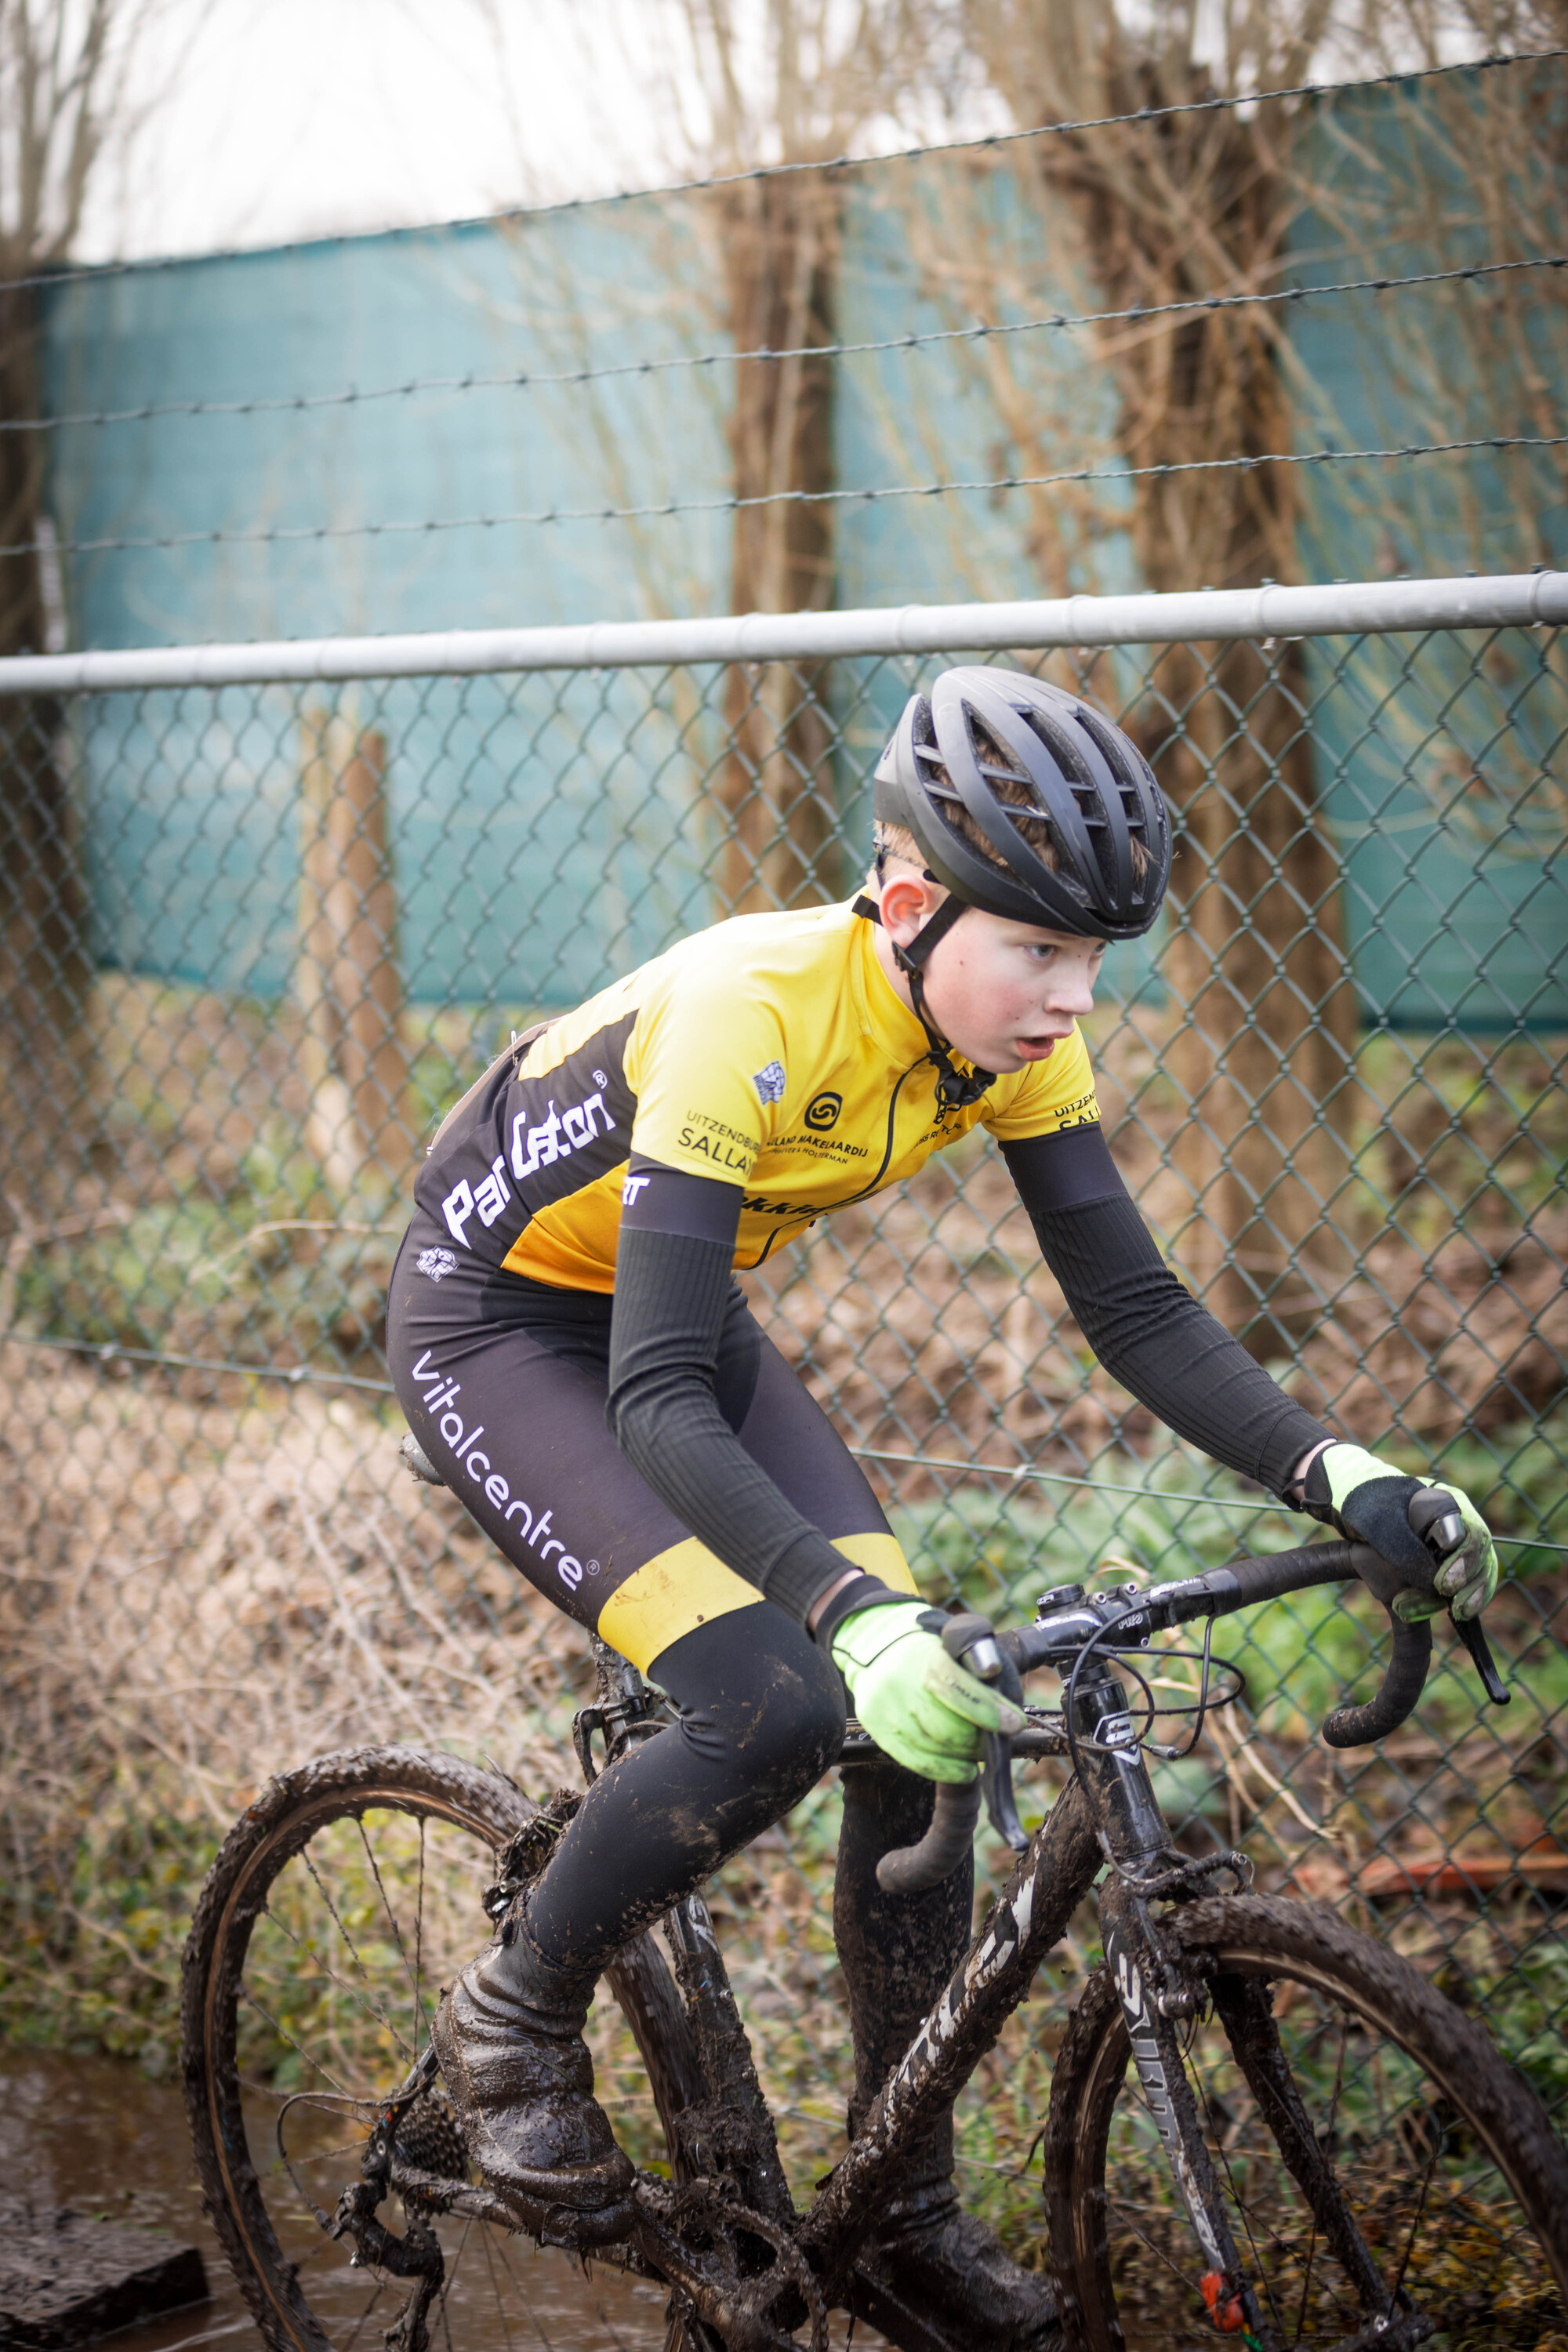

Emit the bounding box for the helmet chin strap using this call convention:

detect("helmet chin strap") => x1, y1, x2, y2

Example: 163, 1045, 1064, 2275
854, 865, 996, 1112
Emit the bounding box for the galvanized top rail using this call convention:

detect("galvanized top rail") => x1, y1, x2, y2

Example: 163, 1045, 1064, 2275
2, 571, 1563, 691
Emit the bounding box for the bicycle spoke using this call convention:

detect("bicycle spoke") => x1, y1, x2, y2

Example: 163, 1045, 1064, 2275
480, 2226, 528, 2352
1384, 2105, 1443, 2322
433, 2215, 473, 2352
1290, 2009, 1352, 2347
1194, 2055, 1288, 2343
354, 1813, 429, 2036
256, 1891, 412, 2064
1106, 2193, 1208, 2302
292, 1846, 418, 2063
237, 1981, 358, 2103
340, 2281, 387, 2352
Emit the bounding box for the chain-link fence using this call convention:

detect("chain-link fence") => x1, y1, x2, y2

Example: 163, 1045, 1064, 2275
1, 583, 1564, 2194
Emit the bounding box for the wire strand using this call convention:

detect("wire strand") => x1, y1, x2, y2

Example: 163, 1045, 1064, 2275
2, 1331, 1559, 1551
18, 432, 1566, 561
4, 45, 1560, 301
13, 252, 1563, 435
849, 1442, 1566, 1550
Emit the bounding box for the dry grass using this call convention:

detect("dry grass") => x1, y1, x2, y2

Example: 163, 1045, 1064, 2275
0, 1335, 597, 2063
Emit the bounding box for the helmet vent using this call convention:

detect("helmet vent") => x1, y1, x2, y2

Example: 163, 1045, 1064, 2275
873, 666, 1171, 941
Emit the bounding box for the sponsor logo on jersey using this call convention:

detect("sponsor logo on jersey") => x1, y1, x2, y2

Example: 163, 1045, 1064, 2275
406, 1349, 596, 1594
415, 1246, 460, 1283
438, 1085, 617, 1250
1053, 1085, 1101, 1127
752, 1059, 787, 1105
683, 1109, 760, 1152
441, 1153, 514, 1247
510, 1089, 617, 1181
677, 1125, 751, 1171
804, 1091, 842, 1131
742, 1191, 823, 1221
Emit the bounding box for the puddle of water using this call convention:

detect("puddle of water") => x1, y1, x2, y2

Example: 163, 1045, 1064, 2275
0, 2048, 886, 2349
0, 2047, 675, 2350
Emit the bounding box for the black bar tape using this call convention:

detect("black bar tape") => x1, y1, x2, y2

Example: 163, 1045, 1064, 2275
1214, 1539, 1363, 1610
1321, 1614, 1433, 1748
875, 1780, 983, 1893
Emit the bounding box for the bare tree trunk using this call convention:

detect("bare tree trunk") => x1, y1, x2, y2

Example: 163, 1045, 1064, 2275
0, 280, 89, 1211
717, 172, 840, 914
1079, 90, 1357, 1342
1150, 637, 1359, 1334
297, 710, 411, 1197
964, 9, 1359, 1344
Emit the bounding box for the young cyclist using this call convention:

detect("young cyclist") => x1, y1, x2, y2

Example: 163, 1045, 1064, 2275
387, 666, 1498, 2350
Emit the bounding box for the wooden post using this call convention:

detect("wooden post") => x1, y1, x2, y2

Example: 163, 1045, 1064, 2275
1142, 638, 1358, 1348
717, 171, 839, 914
297, 710, 410, 1196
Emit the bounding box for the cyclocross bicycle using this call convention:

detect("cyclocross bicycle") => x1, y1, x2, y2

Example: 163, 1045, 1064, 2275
182, 1494, 1568, 2352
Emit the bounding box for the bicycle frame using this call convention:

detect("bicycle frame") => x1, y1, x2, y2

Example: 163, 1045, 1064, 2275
668, 1624, 1427, 2349
374, 1536, 1504, 2347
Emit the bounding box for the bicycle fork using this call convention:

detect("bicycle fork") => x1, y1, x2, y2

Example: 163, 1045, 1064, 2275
1073, 1660, 1421, 2352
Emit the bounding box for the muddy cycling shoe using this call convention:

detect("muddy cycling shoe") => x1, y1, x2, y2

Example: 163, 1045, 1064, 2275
858, 2177, 1062, 2352
430, 1903, 634, 2244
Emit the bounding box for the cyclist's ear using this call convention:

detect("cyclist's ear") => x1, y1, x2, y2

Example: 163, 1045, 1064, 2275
877, 867, 941, 941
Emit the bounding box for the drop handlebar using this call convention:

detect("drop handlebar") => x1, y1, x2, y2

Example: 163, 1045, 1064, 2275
876, 1514, 1509, 1896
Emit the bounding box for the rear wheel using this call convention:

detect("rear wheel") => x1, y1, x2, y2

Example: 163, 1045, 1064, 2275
1044, 1893, 1568, 2352
181, 1745, 702, 2352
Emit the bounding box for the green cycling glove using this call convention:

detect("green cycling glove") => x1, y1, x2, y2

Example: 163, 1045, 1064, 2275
830, 1599, 1025, 1784
1303, 1442, 1499, 1624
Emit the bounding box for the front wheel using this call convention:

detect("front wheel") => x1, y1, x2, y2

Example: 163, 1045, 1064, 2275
1044, 1892, 1568, 2351
181, 1745, 701, 2352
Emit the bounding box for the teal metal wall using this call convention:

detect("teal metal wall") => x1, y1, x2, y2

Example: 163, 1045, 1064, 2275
39, 77, 1568, 1025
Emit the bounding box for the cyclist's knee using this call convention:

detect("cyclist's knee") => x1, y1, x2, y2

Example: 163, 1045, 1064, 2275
655, 1613, 845, 1797
742, 1636, 846, 1795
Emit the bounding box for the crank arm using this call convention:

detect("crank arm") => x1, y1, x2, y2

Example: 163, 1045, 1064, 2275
630, 2201, 802, 2352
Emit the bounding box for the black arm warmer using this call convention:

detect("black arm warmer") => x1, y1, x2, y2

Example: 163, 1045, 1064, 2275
606, 1160, 867, 1629
1001, 1128, 1331, 1497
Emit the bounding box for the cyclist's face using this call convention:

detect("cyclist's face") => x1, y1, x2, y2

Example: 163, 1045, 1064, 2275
877, 873, 1104, 1073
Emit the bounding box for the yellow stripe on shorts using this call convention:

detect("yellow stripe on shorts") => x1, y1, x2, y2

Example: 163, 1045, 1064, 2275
597, 1529, 919, 1673
827, 1530, 919, 1593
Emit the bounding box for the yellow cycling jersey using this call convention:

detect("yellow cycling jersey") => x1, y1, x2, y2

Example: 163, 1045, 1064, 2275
412, 897, 1101, 1293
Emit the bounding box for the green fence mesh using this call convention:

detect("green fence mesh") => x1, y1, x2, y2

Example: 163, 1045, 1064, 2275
1, 619, 1563, 2196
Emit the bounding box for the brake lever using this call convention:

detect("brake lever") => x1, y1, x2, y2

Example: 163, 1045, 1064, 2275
1452, 1611, 1510, 1707
1409, 1488, 1511, 1711
981, 1730, 1028, 1850
942, 1613, 1029, 1852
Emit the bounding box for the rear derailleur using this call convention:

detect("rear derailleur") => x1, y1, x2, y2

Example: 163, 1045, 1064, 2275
317, 2046, 463, 2352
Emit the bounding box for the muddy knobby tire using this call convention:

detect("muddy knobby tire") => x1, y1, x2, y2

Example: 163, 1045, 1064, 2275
181, 1744, 696, 2352
1044, 1892, 1568, 2352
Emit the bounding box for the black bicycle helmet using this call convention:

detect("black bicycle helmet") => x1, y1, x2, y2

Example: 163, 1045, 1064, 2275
873, 666, 1171, 944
